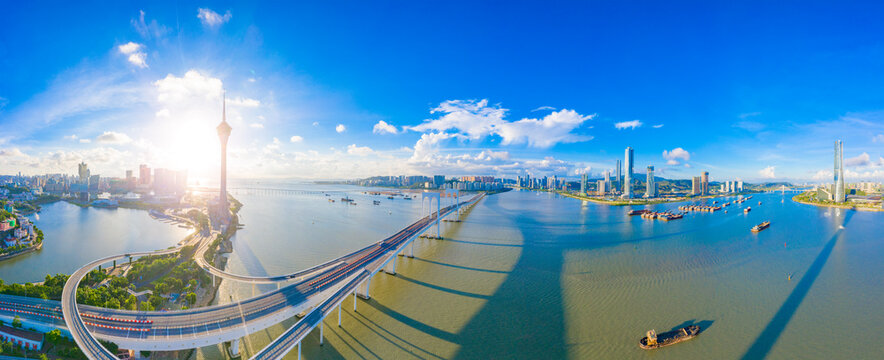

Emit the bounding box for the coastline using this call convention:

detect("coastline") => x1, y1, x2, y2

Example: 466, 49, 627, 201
791, 194, 884, 212
525, 187, 737, 206
0, 241, 43, 262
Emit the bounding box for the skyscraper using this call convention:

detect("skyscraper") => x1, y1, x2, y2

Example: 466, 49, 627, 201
217, 92, 233, 219
580, 173, 587, 195
701, 171, 709, 195
834, 140, 845, 202
645, 166, 656, 198
139, 164, 151, 185
622, 147, 634, 198
692, 176, 701, 196
78, 162, 89, 183
615, 160, 622, 194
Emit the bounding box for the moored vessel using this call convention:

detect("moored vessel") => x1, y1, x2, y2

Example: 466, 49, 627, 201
639, 326, 700, 349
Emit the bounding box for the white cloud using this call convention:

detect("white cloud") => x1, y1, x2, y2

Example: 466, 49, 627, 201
154, 70, 223, 104
652, 124, 664, 128
312, 122, 319, 126
873, 134, 884, 142
531, 106, 556, 112
759, 166, 776, 179
407, 100, 594, 148
614, 120, 642, 130
734, 121, 765, 131
289, 135, 303, 143
264, 138, 281, 153
95, 131, 132, 145
347, 144, 374, 156
474, 150, 510, 161
739, 112, 761, 119
155, 108, 170, 118
79, 139, 91, 144
64, 134, 78, 141
197, 8, 232, 28
372, 120, 398, 134
0, 148, 26, 157
131, 10, 168, 39
117, 42, 147, 68
228, 97, 260, 107
812, 169, 833, 180
336, 124, 346, 133
662, 147, 690, 165
845, 152, 871, 167
250, 123, 264, 129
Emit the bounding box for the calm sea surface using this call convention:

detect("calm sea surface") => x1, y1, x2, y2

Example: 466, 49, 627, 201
3, 182, 881, 359
0, 201, 191, 284
196, 183, 884, 359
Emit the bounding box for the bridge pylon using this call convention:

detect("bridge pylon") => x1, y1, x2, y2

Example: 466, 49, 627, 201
421, 192, 442, 239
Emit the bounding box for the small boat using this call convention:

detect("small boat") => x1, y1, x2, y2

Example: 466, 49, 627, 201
744, 207, 751, 213
639, 326, 700, 349
328, 199, 335, 203
751, 221, 771, 232
387, 196, 395, 200
627, 209, 649, 216
758, 201, 762, 205
373, 200, 381, 205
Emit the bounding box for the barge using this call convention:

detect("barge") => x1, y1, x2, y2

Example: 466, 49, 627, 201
639, 326, 700, 350
751, 221, 771, 232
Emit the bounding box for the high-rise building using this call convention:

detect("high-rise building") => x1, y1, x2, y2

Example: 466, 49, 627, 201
645, 166, 656, 198
622, 147, 634, 198
692, 176, 701, 196
217, 92, 233, 220
737, 180, 743, 192
834, 140, 845, 202
433, 175, 445, 188
139, 164, 151, 185
597, 179, 606, 195
78, 162, 89, 184
701, 171, 709, 195
615, 160, 622, 194
580, 173, 587, 195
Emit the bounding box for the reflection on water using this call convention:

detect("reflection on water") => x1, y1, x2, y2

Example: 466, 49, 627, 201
192, 186, 884, 359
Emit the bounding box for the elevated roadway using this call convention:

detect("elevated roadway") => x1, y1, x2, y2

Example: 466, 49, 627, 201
49, 193, 483, 358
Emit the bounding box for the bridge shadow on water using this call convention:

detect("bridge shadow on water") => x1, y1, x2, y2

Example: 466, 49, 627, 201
740, 210, 854, 360
447, 194, 569, 360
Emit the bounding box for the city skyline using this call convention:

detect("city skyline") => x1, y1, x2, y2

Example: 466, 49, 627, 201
2, 3, 884, 182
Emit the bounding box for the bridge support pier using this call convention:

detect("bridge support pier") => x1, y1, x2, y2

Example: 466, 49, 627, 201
338, 303, 342, 326
320, 320, 324, 345
384, 257, 396, 275
356, 276, 371, 299
229, 339, 241, 358
353, 290, 357, 311
298, 341, 301, 360
407, 241, 414, 258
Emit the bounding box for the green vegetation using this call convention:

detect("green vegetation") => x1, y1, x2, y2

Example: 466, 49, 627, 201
0, 274, 68, 300
793, 191, 883, 211
187, 209, 209, 229
203, 234, 224, 265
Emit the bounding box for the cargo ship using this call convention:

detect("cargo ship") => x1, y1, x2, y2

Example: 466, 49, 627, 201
744, 207, 751, 213
627, 209, 649, 216
751, 221, 770, 232
639, 326, 700, 350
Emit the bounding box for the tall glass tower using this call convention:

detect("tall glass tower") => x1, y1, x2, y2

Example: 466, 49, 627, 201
623, 147, 634, 198
645, 165, 655, 198
834, 140, 845, 202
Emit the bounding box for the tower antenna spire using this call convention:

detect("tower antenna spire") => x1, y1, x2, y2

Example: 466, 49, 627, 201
222, 89, 227, 123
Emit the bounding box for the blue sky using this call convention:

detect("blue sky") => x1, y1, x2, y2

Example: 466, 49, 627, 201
2, 1, 884, 182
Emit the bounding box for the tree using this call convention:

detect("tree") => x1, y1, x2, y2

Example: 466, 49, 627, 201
186, 292, 197, 305
140, 301, 154, 311
45, 329, 61, 344
11, 316, 22, 328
